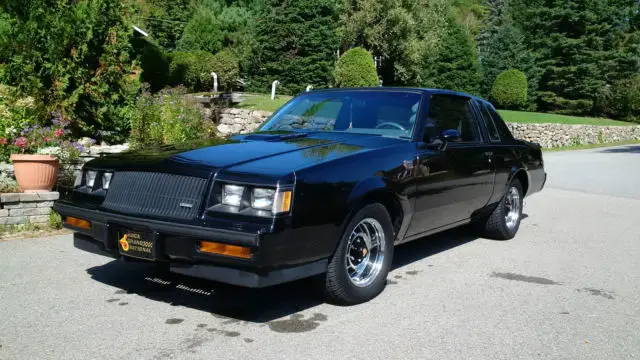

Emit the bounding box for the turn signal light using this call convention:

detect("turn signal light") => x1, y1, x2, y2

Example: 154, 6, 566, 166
65, 216, 91, 230
200, 241, 251, 259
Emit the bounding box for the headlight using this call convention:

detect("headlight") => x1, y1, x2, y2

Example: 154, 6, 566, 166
222, 185, 244, 206
251, 188, 275, 210
86, 171, 97, 188
102, 172, 113, 190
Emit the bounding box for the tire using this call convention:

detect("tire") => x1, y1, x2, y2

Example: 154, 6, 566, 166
480, 179, 524, 240
324, 203, 394, 305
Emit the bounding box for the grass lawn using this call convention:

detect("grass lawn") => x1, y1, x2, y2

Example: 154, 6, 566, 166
499, 110, 634, 126
233, 93, 292, 112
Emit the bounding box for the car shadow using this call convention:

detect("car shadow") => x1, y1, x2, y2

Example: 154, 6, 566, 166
86, 225, 485, 322
598, 145, 640, 154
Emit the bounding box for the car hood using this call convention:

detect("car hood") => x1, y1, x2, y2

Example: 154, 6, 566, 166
86, 131, 406, 178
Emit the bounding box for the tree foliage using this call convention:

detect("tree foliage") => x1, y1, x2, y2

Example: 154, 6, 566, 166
491, 69, 528, 109
420, 13, 482, 95
245, 0, 339, 94
177, 0, 253, 58
137, 0, 195, 51
340, 0, 451, 85
334, 47, 379, 87
510, 0, 640, 115
0, 0, 140, 143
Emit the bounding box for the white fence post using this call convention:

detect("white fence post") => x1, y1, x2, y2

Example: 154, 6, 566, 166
271, 80, 280, 100
211, 72, 218, 93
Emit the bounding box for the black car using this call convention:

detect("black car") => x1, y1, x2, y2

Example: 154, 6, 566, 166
54, 88, 546, 304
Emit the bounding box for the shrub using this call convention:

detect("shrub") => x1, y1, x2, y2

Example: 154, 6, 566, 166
491, 69, 528, 109
134, 38, 171, 92
334, 47, 379, 88
599, 75, 640, 122
211, 50, 240, 92
0, 1, 139, 143
48, 209, 62, 229
129, 86, 215, 149
169, 51, 217, 92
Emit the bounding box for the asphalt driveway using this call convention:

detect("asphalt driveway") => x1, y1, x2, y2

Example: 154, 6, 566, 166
1, 144, 639, 360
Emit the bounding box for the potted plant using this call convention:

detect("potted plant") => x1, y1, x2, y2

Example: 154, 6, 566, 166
1, 113, 89, 192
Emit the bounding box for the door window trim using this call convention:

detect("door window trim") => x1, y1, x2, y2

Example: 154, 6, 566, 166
424, 93, 485, 145
472, 100, 501, 143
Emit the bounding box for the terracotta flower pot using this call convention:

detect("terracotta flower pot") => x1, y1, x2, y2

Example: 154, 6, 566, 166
10, 154, 60, 192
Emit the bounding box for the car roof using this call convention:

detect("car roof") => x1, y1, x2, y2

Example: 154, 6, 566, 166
303, 87, 489, 104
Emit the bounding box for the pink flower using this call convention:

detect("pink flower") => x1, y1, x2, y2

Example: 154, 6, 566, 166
54, 129, 64, 137
14, 137, 27, 148
0, 138, 6, 145
44, 136, 51, 142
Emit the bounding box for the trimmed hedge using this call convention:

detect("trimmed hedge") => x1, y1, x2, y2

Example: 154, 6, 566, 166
211, 50, 240, 91
169, 51, 216, 91
168, 50, 239, 92
334, 47, 379, 88
491, 69, 528, 109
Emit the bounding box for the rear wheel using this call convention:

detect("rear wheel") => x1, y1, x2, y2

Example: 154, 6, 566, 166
480, 179, 523, 240
324, 203, 394, 305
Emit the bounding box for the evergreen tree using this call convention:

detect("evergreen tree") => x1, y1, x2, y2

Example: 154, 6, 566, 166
420, 14, 482, 95
245, 0, 339, 94
510, 0, 640, 115
177, 0, 253, 56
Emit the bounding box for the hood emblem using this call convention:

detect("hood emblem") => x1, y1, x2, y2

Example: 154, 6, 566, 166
179, 202, 194, 209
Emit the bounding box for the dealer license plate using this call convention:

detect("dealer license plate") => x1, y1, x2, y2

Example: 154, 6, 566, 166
117, 229, 154, 260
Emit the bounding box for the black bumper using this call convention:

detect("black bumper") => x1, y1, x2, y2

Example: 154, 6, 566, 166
55, 202, 327, 288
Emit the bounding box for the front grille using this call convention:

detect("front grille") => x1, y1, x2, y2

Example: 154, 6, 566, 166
102, 172, 208, 220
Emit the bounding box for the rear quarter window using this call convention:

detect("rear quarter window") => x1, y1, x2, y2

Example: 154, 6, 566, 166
485, 104, 515, 142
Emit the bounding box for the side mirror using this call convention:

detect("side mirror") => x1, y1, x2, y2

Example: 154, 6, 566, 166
440, 129, 461, 142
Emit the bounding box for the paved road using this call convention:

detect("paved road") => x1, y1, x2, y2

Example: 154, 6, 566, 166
1, 144, 639, 360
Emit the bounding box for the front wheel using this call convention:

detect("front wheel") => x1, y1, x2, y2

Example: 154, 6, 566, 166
480, 179, 524, 240
324, 203, 394, 305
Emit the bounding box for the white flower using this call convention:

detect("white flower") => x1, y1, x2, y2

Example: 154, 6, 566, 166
5, 126, 16, 135
37, 147, 61, 156
14, 96, 35, 109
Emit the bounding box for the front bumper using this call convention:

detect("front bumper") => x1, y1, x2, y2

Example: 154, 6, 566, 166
54, 202, 327, 288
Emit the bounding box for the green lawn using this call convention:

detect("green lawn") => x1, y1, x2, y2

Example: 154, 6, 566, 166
234, 93, 292, 112
499, 110, 633, 126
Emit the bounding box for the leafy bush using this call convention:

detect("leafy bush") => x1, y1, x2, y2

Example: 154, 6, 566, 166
48, 209, 62, 229
491, 69, 528, 109
0, 0, 140, 143
211, 50, 240, 92
169, 51, 217, 92
134, 38, 171, 92
598, 75, 640, 122
334, 47, 379, 88
129, 86, 215, 149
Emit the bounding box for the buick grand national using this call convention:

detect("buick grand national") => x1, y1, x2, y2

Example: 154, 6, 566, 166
54, 88, 546, 304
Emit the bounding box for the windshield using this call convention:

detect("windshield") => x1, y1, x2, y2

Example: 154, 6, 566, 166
258, 91, 421, 139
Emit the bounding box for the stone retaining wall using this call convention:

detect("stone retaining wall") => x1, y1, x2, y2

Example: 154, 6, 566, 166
0, 192, 59, 225
507, 123, 640, 148
215, 108, 640, 148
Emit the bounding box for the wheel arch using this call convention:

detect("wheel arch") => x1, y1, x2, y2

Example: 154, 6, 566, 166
343, 178, 412, 243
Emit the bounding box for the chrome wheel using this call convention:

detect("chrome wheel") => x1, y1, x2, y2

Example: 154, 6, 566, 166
504, 186, 521, 230
345, 218, 386, 288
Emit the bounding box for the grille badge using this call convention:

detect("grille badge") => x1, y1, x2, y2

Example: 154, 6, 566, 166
179, 203, 194, 209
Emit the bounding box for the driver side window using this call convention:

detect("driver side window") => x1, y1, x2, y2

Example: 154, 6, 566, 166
423, 95, 480, 143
